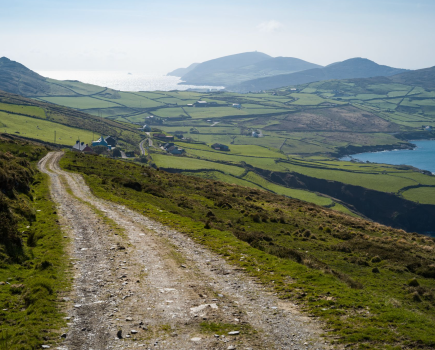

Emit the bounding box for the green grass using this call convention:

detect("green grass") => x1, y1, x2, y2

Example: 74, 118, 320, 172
0, 111, 96, 145
289, 93, 326, 105
152, 153, 246, 176
0, 138, 69, 349
60, 151, 435, 349
105, 92, 164, 108
402, 187, 435, 205
0, 102, 47, 119
46, 78, 107, 95
38, 96, 120, 109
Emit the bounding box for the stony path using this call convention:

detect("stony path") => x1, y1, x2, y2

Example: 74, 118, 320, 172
39, 151, 332, 350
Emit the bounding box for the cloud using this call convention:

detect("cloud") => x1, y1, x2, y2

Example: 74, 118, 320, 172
257, 20, 284, 33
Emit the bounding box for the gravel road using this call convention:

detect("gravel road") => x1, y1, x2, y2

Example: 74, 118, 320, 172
39, 151, 333, 350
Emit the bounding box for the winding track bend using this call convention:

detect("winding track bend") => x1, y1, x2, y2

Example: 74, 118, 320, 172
39, 151, 332, 350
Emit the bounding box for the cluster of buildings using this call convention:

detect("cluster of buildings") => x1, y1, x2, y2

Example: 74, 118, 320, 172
162, 142, 185, 155
72, 135, 117, 154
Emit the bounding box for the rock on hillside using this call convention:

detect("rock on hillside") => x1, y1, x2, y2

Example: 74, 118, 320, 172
228, 57, 408, 92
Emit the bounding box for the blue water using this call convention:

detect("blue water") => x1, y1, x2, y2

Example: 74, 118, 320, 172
341, 140, 435, 174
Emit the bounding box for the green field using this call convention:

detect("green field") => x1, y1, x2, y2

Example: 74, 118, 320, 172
0, 111, 95, 145
38, 96, 120, 109
12, 71, 435, 221
402, 187, 435, 205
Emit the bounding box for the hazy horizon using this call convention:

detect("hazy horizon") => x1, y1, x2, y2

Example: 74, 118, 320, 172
1, 0, 435, 74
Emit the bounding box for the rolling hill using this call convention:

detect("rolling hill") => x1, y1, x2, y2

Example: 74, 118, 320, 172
0, 57, 53, 96
390, 65, 435, 90
228, 57, 408, 92
0, 89, 142, 147
0, 57, 121, 98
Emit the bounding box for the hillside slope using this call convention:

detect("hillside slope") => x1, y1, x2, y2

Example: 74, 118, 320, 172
59, 150, 435, 349
179, 51, 272, 85
0, 57, 120, 98
167, 62, 200, 77
0, 90, 142, 147
229, 58, 408, 92
390, 65, 435, 90
0, 57, 54, 96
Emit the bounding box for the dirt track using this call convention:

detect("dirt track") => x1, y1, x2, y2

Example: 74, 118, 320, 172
39, 151, 332, 350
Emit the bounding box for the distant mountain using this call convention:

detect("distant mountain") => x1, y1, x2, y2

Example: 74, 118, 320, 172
175, 52, 322, 86
167, 63, 200, 77
0, 57, 52, 96
390, 66, 435, 90
228, 58, 408, 92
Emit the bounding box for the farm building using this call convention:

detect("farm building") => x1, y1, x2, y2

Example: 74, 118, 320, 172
72, 141, 93, 153
105, 136, 117, 147
252, 130, 263, 138
153, 133, 175, 141
162, 143, 175, 150
194, 101, 208, 107
167, 145, 185, 155
424, 125, 432, 131
211, 143, 230, 151
92, 135, 109, 148
232, 103, 242, 109
143, 124, 151, 132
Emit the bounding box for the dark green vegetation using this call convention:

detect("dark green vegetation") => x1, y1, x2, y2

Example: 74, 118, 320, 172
0, 136, 69, 349
172, 52, 322, 86
228, 58, 407, 92
61, 151, 435, 349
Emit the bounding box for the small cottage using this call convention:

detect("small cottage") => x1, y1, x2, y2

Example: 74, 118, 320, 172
92, 135, 109, 148
105, 136, 117, 147
194, 101, 208, 107
72, 141, 93, 153
211, 143, 230, 151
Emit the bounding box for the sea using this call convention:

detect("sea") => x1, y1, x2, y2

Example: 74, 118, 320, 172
36, 71, 224, 92
341, 140, 435, 174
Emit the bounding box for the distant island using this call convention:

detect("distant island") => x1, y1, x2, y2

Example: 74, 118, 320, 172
167, 51, 407, 91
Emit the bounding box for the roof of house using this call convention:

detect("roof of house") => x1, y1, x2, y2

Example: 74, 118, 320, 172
72, 141, 86, 151
72, 141, 93, 152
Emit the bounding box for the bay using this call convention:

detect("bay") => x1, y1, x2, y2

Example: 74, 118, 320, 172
36, 71, 224, 92
341, 140, 435, 174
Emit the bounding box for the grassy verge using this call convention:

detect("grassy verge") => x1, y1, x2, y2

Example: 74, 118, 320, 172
60, 151, 435, 349
0, 137, 69, 349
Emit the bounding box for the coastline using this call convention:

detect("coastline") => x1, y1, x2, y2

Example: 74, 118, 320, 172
337, 139, 435, 176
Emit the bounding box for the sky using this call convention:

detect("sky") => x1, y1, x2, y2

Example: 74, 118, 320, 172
1, 0, 434, 74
